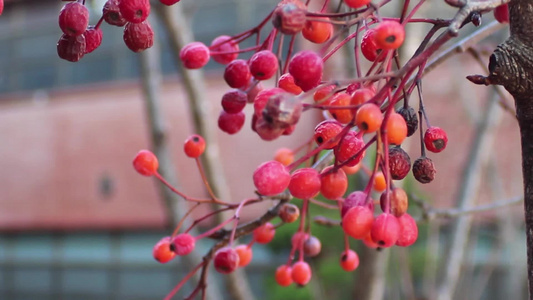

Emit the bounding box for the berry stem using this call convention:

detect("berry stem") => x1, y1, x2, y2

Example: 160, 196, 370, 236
164, 260, 206, 300
195, 216, 236, 241
171, 203, 201, 238
194, 158, 221, 203
308, 197, 339, 209
154, 172, 231, 205
95, 16, 104, 30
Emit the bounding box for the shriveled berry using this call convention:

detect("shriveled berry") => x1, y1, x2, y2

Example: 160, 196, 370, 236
389, 146, 411, 180
412, 156, 436, 184
224, 59, 252, 89
339, 249, 359, 271
218, 111, 245, 134
289, 168, 321, 199
221, 89, 247, 114
119, 0, 150, 24
397, 106, 418, 137
183, 134, 206, 158
214, 247, 240, 274
342, 191, 373, 218
235, 245, 253, 267
57, 34, 86, 62
210, 35, 239, 64
274, 148, 294, 166
424, 126, 448, 153
355, 103, 383, 133
254, 117, 284, 141
253, 222, 276, 244
374, 21, 405, 50
83, 26, 103, 54
262, 92, 303, 128
343, 0, 371, 9
170, 233, 195, 256
288, 50, 323, 92
320, 166, 348, 200
371, 213, 400, 248
291, 261, 312, 285
103, 0, 127, 27
302, 17, 333, 44
275, 265, 293, 287
123, 21, 154, 52
494, 4, 509, 23
278, 73, 303, 95
396, 213, 418, 247
303, 235, 322, 257
249, 50, 278, 80
253, 88, 285, 118
59, 2, 89, 37
133, 149, 158, 176
153, 236, 176, 263
314, 120, 343, 149
334, 131, 365, 167
253, 160, 291, 196
180, 42, 210, 69
386, 112, 408, 145
361, 29, 383, 62
329, 92, 353, 124
278, 203, 300, 223
272, 2, 307, 35
342, 206, 374, 239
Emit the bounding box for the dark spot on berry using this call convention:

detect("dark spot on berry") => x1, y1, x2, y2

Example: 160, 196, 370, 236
109, 12, 119, 21
169, 243, 176, 252
377, 240, 385, 246
135, 9, 143, 18
360, 122, 369, 131
341, 254, 348, 262
376, 49, 382, 55
316, 136, 324, 144
192, 136, 200, 142
433, 139, 445, 150
385, 35, 396, 44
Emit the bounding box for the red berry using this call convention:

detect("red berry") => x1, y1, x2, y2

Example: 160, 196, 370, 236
278, 203, 300, 223
314, 120, 343, 149
342, 191, 373, 218
334, 131, 365, 167
361, 29, 383, 62
371, 213, 400, 248
494, 4, 509, 23
183, 134, 206, 158
272, 1, 307, 35
83, 26, 103, 54
253, 160, 291, 196
328, 92, 354, 124
412, 156, 436, 184
221, 89, 247, 114
303, 235, 322, 257
57, 34, 86, 62
214, 247, 240, 274
0, 0, 3, 16
350, 87, 375, 106
218, 111, 245, 134
278, 73, 303, 95
355, 103, 383, 133
363, 231, 380, 249
374, 21, 405, 50
210, 35, 239, 64
180, 42, 210, 69
170, 233, 195, 256
119, 0, 150, 24
313, 84, 336, 105
253, 222, 276, 244
288, 50, 323, 92
153, 236, 176, 263
320, 166, 348, 200
339, 249, 359, 271
235, 245, 253, 267
159, 0, 181, 6
59, 2, 89, 37
123, 21, 154, 53
343, 0, 371, 9
396, 213, 418, 247
288, 168, 321, 199
249, 50, 278, 81
103, 0, 128, 27
291, 261, 312, 285
275, 265, 293, 287
274, 148, 294, 166
224, 59, 252, 89
389, 146, 411, 180
424, 126, 448, 153
133, 150, 158, 176
302, 17, 333, 44
342, 206, 374, 239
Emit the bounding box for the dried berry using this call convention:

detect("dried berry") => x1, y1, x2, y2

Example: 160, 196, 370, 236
388, 146, 411, 180
58, 2, 89, 37
397, 106, 418, 137
83, 26, 103, 54
103, 0, 127, 27
262, 92, 303, 129
272, 1, 307, 35
412, 156, 436, 184
57, 34, 86, 62
123, 21, 154, 52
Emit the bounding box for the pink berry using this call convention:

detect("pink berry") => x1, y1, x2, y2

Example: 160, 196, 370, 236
57, 34, 86, 62
371, 213, 400, 248
288, 50, 323, 92
210, 35, 239, 64
303, 235, 322, 257
171, 233, 196, 256
214, 247, 240, 274
221, 90, 247, 114
58, 2, 89, 37
0, 0, 3, 16
224, 59, 252, 89
249, 50, 279, 81
278, 73, 303, 95
253, 160, 291, 196
253, 222, 276, 244
291, 261, 312, 285
334, 131, 365, 167
424, 126, 448, 153
288, 168, 321, 199
180, 42, 210, 69
119, 0, 150, 24
342, 205, 374, 239
342, 191, 373, 218
83, 26, 103, 54
123, 21, 154, 53
396, 213, 418, 247
339, 249, 359, 271
218, 111, 245, 134
103, 0, 127, 27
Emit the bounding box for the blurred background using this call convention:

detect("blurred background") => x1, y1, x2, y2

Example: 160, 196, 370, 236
0, 0, 527, 299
